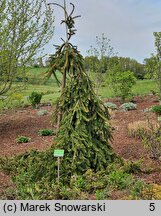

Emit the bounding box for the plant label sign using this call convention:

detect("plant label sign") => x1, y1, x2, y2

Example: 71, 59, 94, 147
54, 149, 64, 157
54, 149, 64, 183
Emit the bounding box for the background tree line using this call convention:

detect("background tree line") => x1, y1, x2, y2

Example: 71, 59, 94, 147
84, 55, 146, 80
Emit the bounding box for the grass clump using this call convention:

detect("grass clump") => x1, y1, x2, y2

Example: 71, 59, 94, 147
128, 121, 160, 138
16, 136, 31, 144
127, 121, 151, 138
141, 122, 161, 160
128, 120, 161, 160
38, 129, 55, 136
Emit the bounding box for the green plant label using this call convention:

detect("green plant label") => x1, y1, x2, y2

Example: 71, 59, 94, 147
54, 149, 64, 157
158, 116, 161, 121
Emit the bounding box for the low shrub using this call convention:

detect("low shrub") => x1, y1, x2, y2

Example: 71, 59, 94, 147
130, 180, 146, 199
1, 93, 24, 109
128, 119, 161, 160
151, 105, 161, 116
0, 150, 151, 200
108, 69, 136, 101
108, 170, 134, 190
141, 121, 161, 160
16, 136, 30, 144
38, 129, 55, 136
123, 160, 142, 174
130, 181, 161, 200
95, 188, 109, 200
104, 102, 117, 110
37, 110, 49, 116
60, 187, 88, 200
29, 91, 42, 108
120, 102, 137, 111
150, 184, 161, 200
82, 169, 108, 193
10, 93, 22, 99
127, 121, 151, 138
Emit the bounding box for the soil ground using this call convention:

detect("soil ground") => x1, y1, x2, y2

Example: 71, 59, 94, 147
0, 95, 160, 199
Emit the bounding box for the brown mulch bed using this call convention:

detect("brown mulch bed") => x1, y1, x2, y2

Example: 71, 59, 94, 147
0, 95, 160, 198
0, 106, 53, 157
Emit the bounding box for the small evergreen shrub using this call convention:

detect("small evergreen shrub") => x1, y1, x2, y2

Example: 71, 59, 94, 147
95, 188, 109, 200
130, 180, 146, 199
16, 136, 30, 144
29, 91, 42, 108
83, 169, 108, 193
151, 105, 161, 115
38, 129, 55, 136
0, 151, 152, 200
120, 102, 137, 111
130, 181, 159, 200
104, 102, 117, 110
123, 160, 142, 174
108, 170, 134, 190
37, 110, 49, 116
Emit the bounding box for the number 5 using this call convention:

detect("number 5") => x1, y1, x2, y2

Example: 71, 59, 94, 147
149, 203, 155, 211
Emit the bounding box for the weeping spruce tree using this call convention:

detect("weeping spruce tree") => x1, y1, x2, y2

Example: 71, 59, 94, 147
47, 1, 116, 177
0, 1, 117, 199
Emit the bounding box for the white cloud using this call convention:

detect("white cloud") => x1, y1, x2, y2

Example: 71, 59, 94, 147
45, 0, 161, 63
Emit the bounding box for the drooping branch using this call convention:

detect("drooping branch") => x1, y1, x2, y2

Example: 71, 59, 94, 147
46, 1, 81, 133
46, 1, 81, 90
48, 1, 81, 42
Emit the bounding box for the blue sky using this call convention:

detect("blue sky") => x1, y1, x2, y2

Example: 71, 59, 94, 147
45, 0, 161, 63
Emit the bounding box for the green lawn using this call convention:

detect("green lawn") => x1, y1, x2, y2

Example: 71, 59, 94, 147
25, 67, 62, 86
23, 85, 60, 103
25, 68, 158, 99
98, 79, 157, 99
132, 79, 157, 95
0, 67, 158, 110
